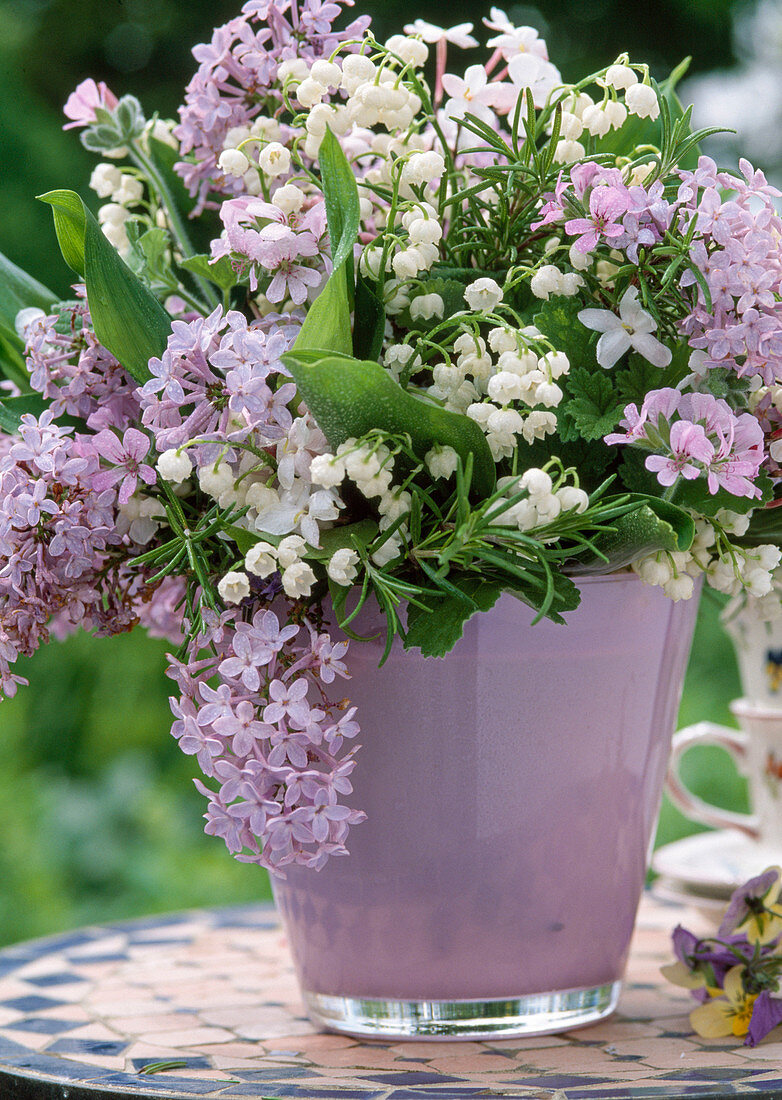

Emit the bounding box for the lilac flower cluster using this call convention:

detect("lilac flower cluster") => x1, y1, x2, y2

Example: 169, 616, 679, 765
139, 305, 297, 458
174, 0, 370, 208
167, 606, 364, 871
211, 196, 329, 302
605, 387, 764, 497
0, 411, 175, 697
23, 296, 141, 432
678, 157, 782, 385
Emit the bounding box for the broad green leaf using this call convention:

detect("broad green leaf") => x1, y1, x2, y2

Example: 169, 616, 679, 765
0, 249, 56, 329
353, 274, 385, 362
224, 524, 281, 556
318, 128, 360, 275
0, 328, 32, 394
39, 190, 172, 384
283, 350, 496, 498
568, 494, 695, 574
293, 128, 360, 357
744, 501, 782, 547
294, 265, 352, 356
404, 577, 502, 657
37, 190, 88, 276
180, 253, 239, 292
0, 393, 50, 433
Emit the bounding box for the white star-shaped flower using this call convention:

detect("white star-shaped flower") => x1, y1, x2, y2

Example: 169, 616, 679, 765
403, 19, 478, 48
578, 287, 672, 370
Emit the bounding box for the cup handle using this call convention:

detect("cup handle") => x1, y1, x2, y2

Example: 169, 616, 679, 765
666, 722, 760, 838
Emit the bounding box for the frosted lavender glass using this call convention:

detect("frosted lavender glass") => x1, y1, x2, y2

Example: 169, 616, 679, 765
273, 574, 699, 1034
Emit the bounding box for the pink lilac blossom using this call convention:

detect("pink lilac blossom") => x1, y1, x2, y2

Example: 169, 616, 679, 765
167, 606, 364, 873
605, 387, 765, 498
678, 156, 782, 385
174, 0, 370, 209
63, 78, 118, 130
22, 295, 142, 433
211, 196, 328, 300
0, 412, 177, 699
139, 306, 298, 458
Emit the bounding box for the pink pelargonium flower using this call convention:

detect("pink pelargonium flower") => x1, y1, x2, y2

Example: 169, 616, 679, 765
63, 79, 118, 130
645, 420, 715, 487
90, 427, 157, 505
565, 185, 629, 254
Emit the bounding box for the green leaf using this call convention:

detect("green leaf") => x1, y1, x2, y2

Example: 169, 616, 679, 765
568, 494, 695, 574
744, 502, 782, 546
305, 519, 378, 562
282, 350, 497, 498
404, 577, 502, 657
672, 468, 774, 517
564, 368, 625, 441
0, 393, 50, 433
352, 274, 385, 361
36, 190, 87, 277
0, 325, 32, 393
318, 128, 360, 275
294, 266, 353, 356
39, 190, 172, 383
533, 295, 599, 372
293, 128, 360, 358
180, 253, 239, 292
0, 249, 56, 330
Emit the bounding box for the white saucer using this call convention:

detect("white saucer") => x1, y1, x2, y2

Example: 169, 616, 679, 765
652, 829, 782, 896
651, 876, 726, 924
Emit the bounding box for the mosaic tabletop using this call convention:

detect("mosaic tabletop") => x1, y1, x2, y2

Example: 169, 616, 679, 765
0, 896, 781, 1100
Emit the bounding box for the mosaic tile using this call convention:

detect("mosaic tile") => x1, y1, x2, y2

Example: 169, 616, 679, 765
0, 895, 775, 1099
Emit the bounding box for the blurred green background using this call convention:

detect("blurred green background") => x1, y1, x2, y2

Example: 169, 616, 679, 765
0, 0, 763, 945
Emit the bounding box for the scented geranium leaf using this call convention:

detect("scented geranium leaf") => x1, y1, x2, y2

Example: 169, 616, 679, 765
672, 468, 774, 517
568, 494, 694, 574
282, 350, 497, 498
404, 577, 502, 657
564, 368, 626, 441
614, 347, 688, 408
40, 191, 172, 384
180, 253, 239, 292
534, 295, 599, 373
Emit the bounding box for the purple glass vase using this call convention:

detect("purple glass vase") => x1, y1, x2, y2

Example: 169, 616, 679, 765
273, 573, 700, 1039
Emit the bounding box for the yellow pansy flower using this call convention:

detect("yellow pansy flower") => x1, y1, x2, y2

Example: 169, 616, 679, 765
689, 966, 758, 1039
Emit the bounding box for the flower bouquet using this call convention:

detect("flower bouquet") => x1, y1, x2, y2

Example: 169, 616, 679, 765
2, 0, 782, 1038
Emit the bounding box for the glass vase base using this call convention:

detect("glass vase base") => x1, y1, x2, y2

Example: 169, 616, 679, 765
303, 979, 622, 1040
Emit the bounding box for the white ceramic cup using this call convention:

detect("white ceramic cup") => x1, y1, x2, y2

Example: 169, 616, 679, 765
666, 699, 782, 847
722, 605, 782, 709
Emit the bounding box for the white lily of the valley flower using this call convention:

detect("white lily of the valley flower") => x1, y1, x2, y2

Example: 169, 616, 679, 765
577, 287, 672, 370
